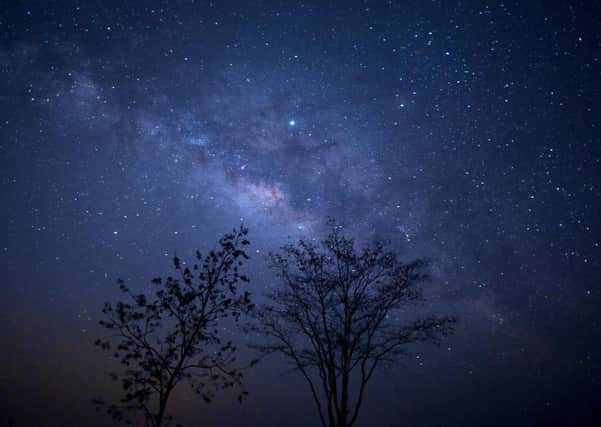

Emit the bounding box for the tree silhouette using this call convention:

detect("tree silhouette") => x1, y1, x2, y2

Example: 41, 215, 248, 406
94, 226, 254, 427
249, 221, 455, 427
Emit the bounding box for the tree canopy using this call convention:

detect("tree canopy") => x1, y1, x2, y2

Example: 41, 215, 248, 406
94, 226, 253, 427
250, 222, 455, 427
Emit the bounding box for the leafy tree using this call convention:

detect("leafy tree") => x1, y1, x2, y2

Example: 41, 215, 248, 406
250, 221, 455, 427
94, 226, 254, 427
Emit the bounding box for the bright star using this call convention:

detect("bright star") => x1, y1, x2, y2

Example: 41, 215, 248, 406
288, 119, 296, 126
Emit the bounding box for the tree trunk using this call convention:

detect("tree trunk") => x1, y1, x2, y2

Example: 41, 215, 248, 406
156, 394, 168, 427
339, 374, 349, 427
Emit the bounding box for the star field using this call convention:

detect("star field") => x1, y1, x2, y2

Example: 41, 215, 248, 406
1, 1, 600, 426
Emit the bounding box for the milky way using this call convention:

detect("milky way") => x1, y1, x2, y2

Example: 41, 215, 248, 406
1, 1, 600, 426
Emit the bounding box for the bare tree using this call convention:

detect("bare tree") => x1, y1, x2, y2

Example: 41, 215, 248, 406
250, 222, 455, 427
94, 226, 254, 427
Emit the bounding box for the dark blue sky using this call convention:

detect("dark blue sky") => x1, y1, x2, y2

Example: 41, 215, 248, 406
1, 1, 600, 426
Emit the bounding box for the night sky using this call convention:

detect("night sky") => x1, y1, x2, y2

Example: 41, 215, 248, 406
1, 1, 601, 426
